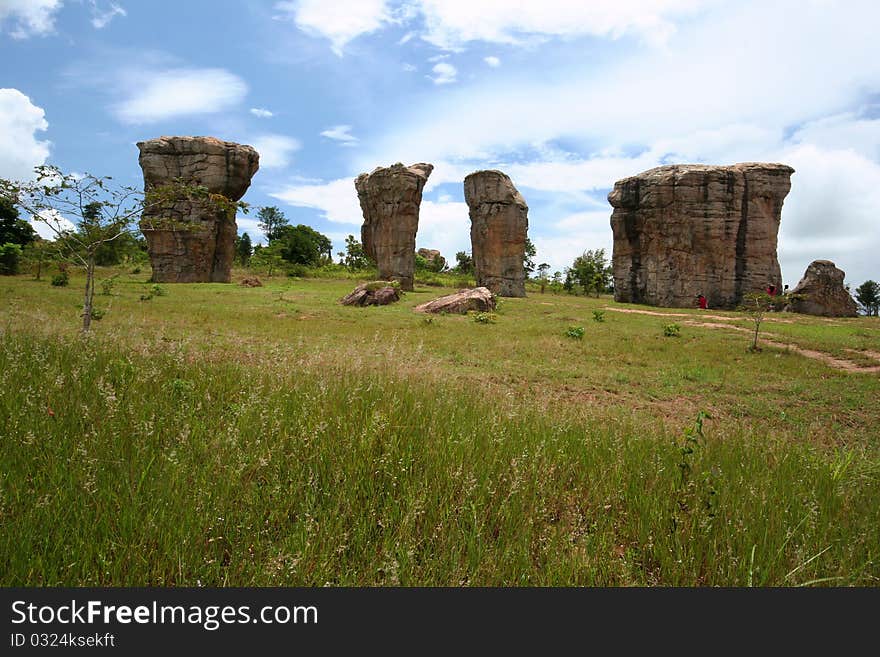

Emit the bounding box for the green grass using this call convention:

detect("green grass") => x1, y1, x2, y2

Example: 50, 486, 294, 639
1, 267, 879, 585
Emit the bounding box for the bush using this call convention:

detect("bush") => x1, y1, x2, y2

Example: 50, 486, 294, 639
51, 271, 69, 287
0, 243, 22, 275
565, 326, 585, 340
471, 312, 497, 324
663, 323, 681, 337
100, 275, 118, 296
286, 264, 309, 278
592, 310, 605, 323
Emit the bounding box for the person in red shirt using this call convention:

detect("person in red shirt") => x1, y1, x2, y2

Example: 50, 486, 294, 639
697, 294, 708, 309
767, 284, 777, 296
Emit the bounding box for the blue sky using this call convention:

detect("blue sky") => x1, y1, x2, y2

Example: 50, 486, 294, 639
2, 0, 880, 285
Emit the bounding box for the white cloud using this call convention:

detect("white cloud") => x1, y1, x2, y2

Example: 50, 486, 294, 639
30, 208, 76, 240
270, 177, 362, 224
0, 0, 62, 39
112, 68, 248, 124
250, 107, 274, 118
413, 0, 706, 50
275, 0, 394, 56
429, 62, 457, 85
320, 125, 359, 144
483, 56, 500, 67
89, 1, 125, 29
249, 134, 301, 169
402, 62, 417, 72
0, 88, 51, 181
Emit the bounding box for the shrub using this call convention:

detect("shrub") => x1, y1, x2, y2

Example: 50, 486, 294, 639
592, 310, 605, 323
130, 267, 142, 275
565, 326, 585, 340
663, 323, 681, 337
100, 274, 118, 296
51, 271, 69, 287
471, 311, 497, 324
151, 284, 166, 297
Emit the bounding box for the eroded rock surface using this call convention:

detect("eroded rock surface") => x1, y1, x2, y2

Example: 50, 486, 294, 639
414, 287, 496, 314
340, 281, 402, 306
609, 162, 793, 309
355, 163, 433, 291
464, 170, 529, 297
788, 260, 858, 317
138, 136, 259, 283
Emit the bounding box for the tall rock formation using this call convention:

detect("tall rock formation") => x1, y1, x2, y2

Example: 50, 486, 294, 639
355, 162, 433, 291
138, 136, 259, 283
788, 260, 858, 317
609, 162, 794, 309
464, 170, 529, 298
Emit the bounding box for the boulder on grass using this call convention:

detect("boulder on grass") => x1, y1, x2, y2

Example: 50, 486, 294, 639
787, 260, 858, 317
239, 276, 263, 287
340, 281, 402, 306
414, 287, 496, 314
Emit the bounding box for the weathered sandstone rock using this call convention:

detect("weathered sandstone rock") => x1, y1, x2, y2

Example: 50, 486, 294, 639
340, 281, 402, 306
239, 276, 263, 287
788, 260, 858, 317
414, 287, 496, 314
138, 136, 259, 283
609, 162, 794, 309
355, 163, 433, 291
417, 248, 443, 265
464, 170, 529, 297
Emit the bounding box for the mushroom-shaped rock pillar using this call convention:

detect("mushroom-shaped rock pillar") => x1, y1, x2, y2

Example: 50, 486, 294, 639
355, 162, 433, 291
138, 136, 259, 283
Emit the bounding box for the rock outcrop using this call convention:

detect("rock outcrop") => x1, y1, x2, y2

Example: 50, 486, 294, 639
417, 248, 443, 266
138, 136, 259, 283
355, 163, 433, 291
609, 162, 794, 309
340, 281, 402, 306
464, 170, 529, 297
414, 287, 496, 314
788, 260, 858, 317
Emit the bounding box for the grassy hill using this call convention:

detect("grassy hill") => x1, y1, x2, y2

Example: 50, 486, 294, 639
1, 268, 878, 585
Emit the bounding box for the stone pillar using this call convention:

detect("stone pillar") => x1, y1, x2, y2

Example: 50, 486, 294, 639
354, 162, 433, 291
464, 170, 529, 297
138, 136, 259, 283
609, 162, 793, 309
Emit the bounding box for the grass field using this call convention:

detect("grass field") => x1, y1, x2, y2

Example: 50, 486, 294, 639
1, 267, 879, 585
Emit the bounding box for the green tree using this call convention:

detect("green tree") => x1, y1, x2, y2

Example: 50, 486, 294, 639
257, 206, 289, 243
277, 224, 333, 266
455, 251, 474, 275
569, 249, 612, 297
855, 280, 880, 316
523, 237, 537, 276
0, 195, 37, 247
236, 232, 253, 266
250, 242, 285, 276
537, 262, 550, 293
0, 243, 22, 275
342, 235, 373, 271
550, 270, 563, 295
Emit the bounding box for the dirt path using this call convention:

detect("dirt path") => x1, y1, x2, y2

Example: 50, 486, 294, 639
603, 307, 793, 323
682, 321, 880, 373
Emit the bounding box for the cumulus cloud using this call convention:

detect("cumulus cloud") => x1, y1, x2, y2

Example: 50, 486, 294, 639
320, 125, 359, 144
0, 0, 62, 39
270, 177, 362, 224
249, 134, 301, 169
274, 0, 394, 56
89, 1, 125, 29
112, 68, 248, 124
250, 107, 274, 118
0, 88, 51, 181
429, 62, 457, 85
483, 56, 500, 67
